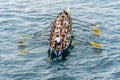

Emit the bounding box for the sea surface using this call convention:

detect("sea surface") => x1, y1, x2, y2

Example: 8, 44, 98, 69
0, 0, 120, 80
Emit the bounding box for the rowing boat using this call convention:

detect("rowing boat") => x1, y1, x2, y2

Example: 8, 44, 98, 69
17, 8, 102, 61
48, 10, 74, 61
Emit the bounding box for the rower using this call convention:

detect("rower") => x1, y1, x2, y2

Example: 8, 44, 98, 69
62, 36, 68, 48
49, 36, 55, 48
59, 10, 66, 16
56, 24, 62, 28
55, 35, 61, 45
55, 20, 61, 25
63, 20, 69, 25
54, 28, 61, 36
54, 35, 62, 49
54, 27, 60, 33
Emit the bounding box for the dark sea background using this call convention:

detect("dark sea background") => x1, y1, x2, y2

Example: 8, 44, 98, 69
0, 0, 120, 80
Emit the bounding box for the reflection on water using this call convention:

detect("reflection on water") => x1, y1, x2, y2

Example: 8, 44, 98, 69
92, 48, 103, 55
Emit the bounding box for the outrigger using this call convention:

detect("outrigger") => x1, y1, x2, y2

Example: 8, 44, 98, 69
48, 10, 74, 61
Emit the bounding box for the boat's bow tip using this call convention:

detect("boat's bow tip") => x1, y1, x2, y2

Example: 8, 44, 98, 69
66, 7, 70, 14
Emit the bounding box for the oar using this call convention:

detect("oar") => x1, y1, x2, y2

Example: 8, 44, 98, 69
18, 33, 49, 44
17, 40, 26, 44
17, 34, 49, 53
90, 41, 102, 49
18, 22, 52, 42
20, 43, 47, 54
33, 23, 52, 35
74, 22, 101, 35
21, 49, 27, 54
72, 18, 97, 26
73, 18, 101, 35
48, 48, 52, 62
40, 33, 49, 37
75, 37, 102, 49
17, 36, 28, 45
81, 41, 102, 49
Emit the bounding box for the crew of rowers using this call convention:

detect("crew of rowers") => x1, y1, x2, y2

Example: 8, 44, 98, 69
49, 10, 72, 50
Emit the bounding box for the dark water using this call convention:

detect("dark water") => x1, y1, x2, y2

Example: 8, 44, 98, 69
0, 0, 120, 80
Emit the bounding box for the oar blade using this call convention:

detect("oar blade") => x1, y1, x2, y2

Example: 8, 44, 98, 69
90, 41, 102, 49
92, 24, 97, 26
48, 57, 51, 62
17, 40, 26, 44
22, 36, 29, 40
92, 28, 101, 35
40, 33, 46, 37
21, 49, 27, 54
